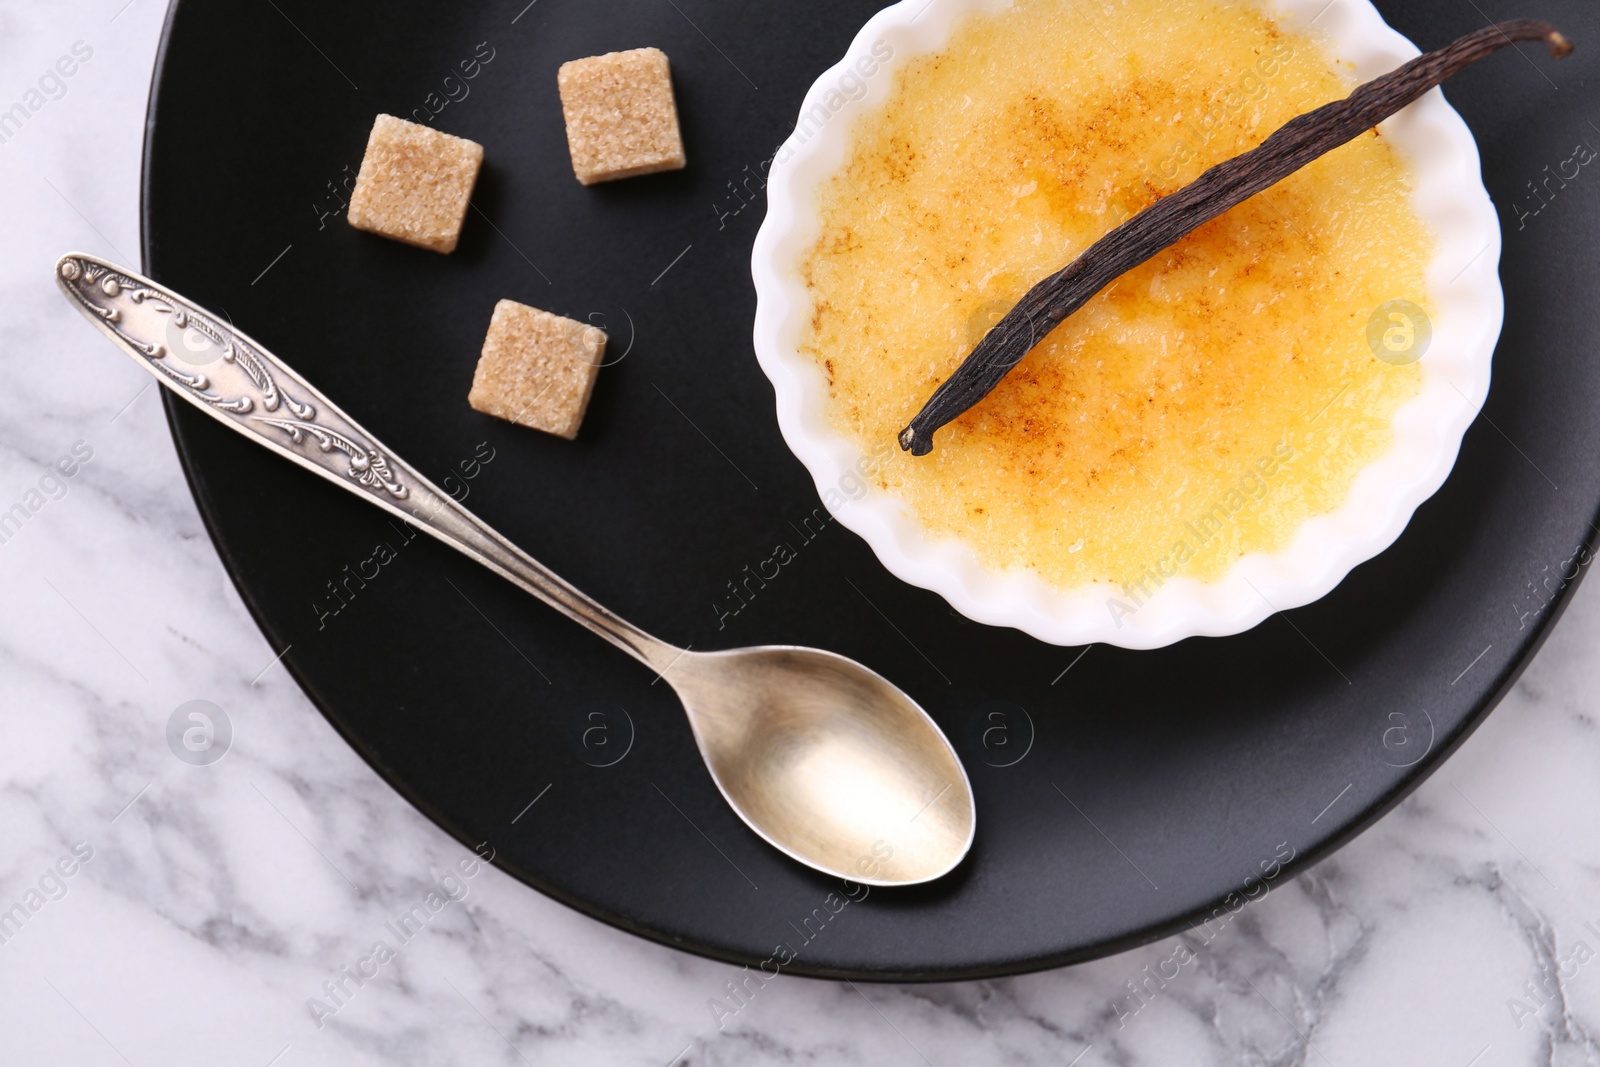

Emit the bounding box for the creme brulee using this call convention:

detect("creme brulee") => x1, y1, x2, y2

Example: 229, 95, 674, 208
800, 0, 1431, 595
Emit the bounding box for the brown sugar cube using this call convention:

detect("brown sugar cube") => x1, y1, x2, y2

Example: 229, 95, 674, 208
347, 114, 483, 254
557, 47, 686, 185
468, 301, 607, 440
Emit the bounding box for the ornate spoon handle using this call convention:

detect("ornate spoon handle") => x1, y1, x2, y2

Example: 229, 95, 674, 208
57, 252, 677, 672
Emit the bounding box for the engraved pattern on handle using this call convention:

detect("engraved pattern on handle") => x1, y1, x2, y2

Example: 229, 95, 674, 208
57, 253, 675, 672
57, 255, 410, 503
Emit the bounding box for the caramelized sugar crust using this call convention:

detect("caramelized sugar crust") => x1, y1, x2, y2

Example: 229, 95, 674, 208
801, 0, 1431, 590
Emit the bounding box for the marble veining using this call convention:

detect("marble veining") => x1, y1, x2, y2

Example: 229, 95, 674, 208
4, 2, 1600, 1064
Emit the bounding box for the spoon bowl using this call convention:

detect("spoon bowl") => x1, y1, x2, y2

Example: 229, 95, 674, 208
668, 647, 975, 885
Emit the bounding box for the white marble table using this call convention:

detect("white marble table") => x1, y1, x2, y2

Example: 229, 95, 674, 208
4, 3, 1599, 1064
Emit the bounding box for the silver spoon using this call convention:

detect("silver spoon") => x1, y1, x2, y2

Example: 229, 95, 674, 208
58, 253, 975, 886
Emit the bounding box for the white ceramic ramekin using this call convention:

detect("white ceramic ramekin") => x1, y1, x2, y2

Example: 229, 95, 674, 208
751, 0, 1502, 649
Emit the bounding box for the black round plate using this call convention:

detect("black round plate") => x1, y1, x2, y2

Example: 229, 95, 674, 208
141, 0, 1600, 979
